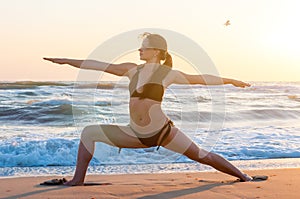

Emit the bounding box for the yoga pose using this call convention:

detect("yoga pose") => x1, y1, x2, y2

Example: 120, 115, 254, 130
44, 33, 252, 185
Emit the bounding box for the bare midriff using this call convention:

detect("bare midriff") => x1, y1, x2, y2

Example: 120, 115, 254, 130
129, 97, 168, 134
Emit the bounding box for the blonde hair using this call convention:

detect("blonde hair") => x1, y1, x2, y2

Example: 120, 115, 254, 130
140, 32, 173, 67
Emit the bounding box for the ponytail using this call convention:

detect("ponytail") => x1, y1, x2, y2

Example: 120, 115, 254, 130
162, 52, 173, 68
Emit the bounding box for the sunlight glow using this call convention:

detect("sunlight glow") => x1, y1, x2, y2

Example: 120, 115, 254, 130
265, 3, 300, 58
267, 22, 300, 58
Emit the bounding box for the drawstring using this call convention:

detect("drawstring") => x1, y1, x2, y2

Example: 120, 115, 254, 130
156, 120, 173, 150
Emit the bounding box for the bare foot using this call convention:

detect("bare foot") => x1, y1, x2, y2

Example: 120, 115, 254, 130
240, 174, 253, 182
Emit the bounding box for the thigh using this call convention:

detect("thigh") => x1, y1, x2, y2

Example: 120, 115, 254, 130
161, 127, 209, 159
83, 124, 148, 148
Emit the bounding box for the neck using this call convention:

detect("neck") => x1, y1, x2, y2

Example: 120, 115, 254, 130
145, 57, 160, 64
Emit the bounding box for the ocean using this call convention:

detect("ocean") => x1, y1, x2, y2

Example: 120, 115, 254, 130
0, 81, 300, 177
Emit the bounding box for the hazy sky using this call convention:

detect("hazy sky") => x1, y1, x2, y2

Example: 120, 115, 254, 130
1, 0, 299, 81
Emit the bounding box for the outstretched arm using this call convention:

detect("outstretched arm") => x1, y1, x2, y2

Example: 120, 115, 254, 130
43, 58, 137, 76
172, 71, 250, 88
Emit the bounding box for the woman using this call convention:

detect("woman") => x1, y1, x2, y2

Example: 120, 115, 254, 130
44, 33, 253, 185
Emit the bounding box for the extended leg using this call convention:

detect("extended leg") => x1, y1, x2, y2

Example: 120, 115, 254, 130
183, 143, 250, 181
162, 127, 251, 181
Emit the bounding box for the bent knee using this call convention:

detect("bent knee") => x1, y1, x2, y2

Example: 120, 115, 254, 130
80, 125, 101, 141
80, 125, 114, 146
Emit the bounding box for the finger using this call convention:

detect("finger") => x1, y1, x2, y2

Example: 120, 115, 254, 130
244, 83, 250, 88
43, 57, 53, 61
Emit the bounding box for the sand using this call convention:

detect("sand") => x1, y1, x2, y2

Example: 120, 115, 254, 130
0, 168, 299, 199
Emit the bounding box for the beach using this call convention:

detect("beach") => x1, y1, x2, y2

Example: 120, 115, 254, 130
1, 168, 299, 199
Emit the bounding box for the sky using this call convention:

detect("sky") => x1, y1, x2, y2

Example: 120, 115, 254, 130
1, 0, 299, 82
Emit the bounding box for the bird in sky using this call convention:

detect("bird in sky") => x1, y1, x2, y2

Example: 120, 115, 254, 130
224, 20, 231, 26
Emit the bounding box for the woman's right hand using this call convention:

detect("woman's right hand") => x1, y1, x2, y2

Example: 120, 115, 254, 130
230, 79, 251, 88
43, 57, 67, 65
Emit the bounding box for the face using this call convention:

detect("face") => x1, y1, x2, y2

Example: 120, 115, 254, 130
139, 38, 161, 62
138, 48, 157, 61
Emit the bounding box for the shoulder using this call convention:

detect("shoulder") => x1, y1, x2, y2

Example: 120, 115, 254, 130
166, 69, 182, 79
117, 62, 138, 77
163, 69, 181, 87
126, 64, 143, 78
163, 69, 194, 86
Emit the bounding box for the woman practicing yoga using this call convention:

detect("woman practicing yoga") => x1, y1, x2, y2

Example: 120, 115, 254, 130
43, 33, 254, 185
